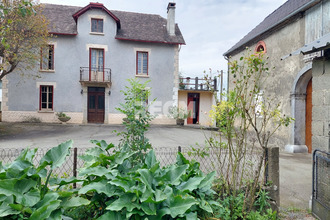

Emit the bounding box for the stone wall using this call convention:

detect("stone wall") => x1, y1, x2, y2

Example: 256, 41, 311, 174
227, 18, 306, 150
312, 58, 330, 152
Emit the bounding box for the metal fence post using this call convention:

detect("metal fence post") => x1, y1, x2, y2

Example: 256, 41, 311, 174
73, 147, 77, 189
178, 146, 181, 153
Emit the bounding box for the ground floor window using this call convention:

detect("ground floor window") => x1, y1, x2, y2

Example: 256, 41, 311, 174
40, 85, 53, 111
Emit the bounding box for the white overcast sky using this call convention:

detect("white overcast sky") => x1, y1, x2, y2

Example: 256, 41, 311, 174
39, 0, 287, 79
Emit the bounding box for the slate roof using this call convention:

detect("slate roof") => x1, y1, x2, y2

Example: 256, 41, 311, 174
224, 0, 317, 56
42, 3, 185, 45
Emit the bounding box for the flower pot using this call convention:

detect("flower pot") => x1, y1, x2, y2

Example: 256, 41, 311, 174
176, 119, 184, 126
58, 117, 70, 123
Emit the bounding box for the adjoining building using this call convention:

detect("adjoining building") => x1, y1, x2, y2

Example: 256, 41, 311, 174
224, 0, 330, 153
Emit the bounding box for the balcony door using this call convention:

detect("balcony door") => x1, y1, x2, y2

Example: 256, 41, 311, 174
88, 87, 105, 123
187, 93, 200, 124
90, 48, 104, 82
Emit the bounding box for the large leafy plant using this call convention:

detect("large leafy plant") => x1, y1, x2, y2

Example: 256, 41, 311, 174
0, 140, 89, 219
72, 140, 218, 219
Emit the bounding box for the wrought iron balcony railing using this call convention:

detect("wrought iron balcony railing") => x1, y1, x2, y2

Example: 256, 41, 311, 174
179, 77, 217, 91
79, 67, 111, 83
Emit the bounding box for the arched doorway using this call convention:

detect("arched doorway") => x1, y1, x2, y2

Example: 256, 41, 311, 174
286, 64, 312, 153
305, 79, 312, 153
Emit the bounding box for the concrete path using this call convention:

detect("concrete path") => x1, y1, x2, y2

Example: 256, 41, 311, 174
0, 122, 314, 212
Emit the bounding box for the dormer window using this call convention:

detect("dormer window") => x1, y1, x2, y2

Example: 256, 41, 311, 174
91, 18, 103, 33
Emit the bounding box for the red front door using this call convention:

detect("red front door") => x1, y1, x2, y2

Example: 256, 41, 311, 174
88, 87, 105, 123
187, 93, 200, 124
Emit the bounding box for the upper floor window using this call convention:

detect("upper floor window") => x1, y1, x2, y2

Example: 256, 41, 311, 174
91, 18, 103, 33
40, 85, 53, 111
136, 51, 148, 75
40, 45, 54, 71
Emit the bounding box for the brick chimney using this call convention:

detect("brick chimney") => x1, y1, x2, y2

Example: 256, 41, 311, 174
167, 2, 176, 36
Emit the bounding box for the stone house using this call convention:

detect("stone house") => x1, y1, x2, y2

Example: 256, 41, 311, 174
1, 2, 186, 124
224, 0, 330, 153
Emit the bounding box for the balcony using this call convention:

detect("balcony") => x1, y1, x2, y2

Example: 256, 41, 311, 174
179, 77, 217, 91
79, 67, 112, 87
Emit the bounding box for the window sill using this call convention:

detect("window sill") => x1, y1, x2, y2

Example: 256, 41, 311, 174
39, 69, 55, 73
135, 74, 149, 78
38, 110, 54, 113
90, 32, 104, 36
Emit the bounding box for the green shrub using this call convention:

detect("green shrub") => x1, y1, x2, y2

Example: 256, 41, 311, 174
0, 140, 89, 219
70, 140, 219, 219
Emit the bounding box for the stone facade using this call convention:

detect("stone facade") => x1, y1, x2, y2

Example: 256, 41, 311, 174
225, 0, 330, 152
312, 58, 330, 152
228, 18, 306, 149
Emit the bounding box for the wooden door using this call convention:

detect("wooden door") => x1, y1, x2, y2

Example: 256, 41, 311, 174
187, 93, 200, 124
305, 79, 312, 153
88, 87, 105, 123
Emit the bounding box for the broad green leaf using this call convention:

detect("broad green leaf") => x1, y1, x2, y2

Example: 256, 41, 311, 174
109, 178, 133, 192
177, 177, 204, 192
149, 207, 170, 219
84, 147, 104, 157
0, 179, 19, 198
198, 199, 213, 213
138, 169, 154, 190
114, 151, 136, 165
78, 166, 109, 177
21, 189, 40, 207
163, 165, 188, 185
168, 195, 197, 218
40, 140, 73, 170
140, 188, 153, 202
198, 171, 216, 189
145, 150, 157, 168
48, 209, 62, 220
106, 194, 137, 212
49, 176, 82, 186
176, 152, 190, 165
16, 148, 37, 163
28, 200, 61, 220
79, 181, 115, 197
154, 189, 167, 202
126, 208, 146, 219
8, 203, 23, 211
90, 140, 115, 151
141, 202, 157, 215
61, 197, 90, 208
34, 192, 59, 209
97, 211, 124, 220
16, 179, 37, 194
185, 211, 198, 220
6, 160, 33, 178
0, 202, 20, 217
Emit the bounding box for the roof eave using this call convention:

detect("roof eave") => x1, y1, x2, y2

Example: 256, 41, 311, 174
49, 32, 77, 36
115, 37, 185, 45
224, 0, 321, 57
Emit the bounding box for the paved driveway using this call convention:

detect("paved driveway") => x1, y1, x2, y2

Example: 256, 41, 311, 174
0, 122, 314, 211
0, 122, 212, 149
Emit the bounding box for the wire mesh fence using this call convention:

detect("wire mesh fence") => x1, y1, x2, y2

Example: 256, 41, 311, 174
0, 145, 266, 184
312, 150, 330, 220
